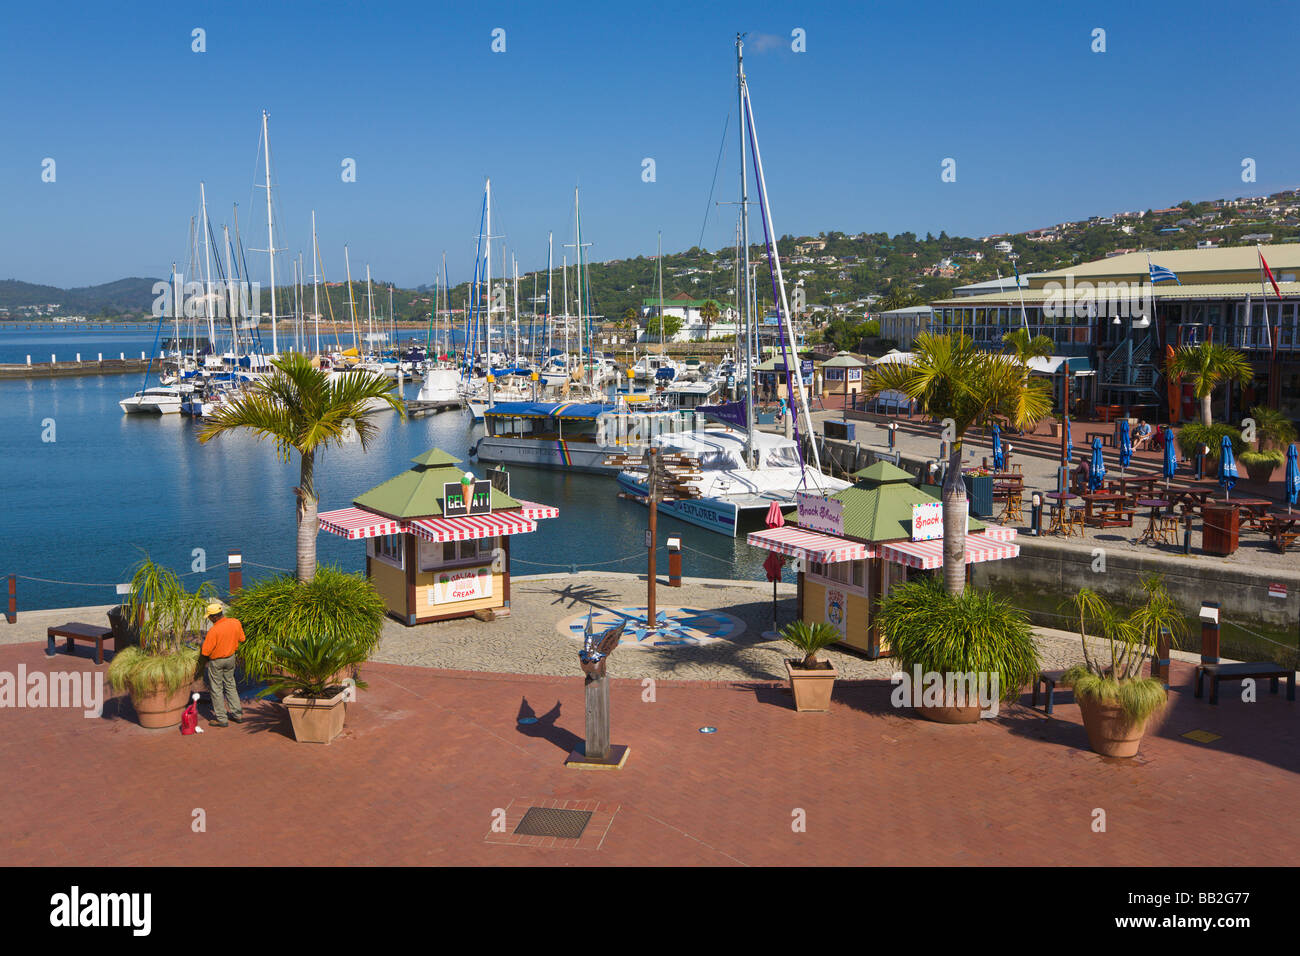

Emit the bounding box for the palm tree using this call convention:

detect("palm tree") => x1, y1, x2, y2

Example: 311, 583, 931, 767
1165, 342, 1254, 427
699, 299, 721, 340
1001, 328, 1054, 366
198, 353, 405, 582
868, 332, 1051, 595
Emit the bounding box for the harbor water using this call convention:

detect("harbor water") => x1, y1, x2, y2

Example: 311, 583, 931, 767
0, 367, 783, 612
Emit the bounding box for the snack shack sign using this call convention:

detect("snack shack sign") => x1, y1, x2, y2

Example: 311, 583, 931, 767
797, 492, 843, 536
911, 502, 942, 541
429, 567, 492, 605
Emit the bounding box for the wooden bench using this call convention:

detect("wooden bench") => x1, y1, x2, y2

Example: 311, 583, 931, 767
1031, 668, 1068, 715
1084, 430, 1113, 447
1194, 662, 1296, 705
46, 622, 115, 665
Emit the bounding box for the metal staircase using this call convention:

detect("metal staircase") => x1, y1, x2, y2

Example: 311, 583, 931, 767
1101, 335, 1159, 397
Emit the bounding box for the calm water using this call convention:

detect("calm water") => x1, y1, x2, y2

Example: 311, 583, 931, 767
0, 367, 778, 612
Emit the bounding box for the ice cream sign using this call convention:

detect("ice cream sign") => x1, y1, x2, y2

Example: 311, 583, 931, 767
796, 492, 843, 536
429, 567, 492, 605
911, 502, 942, 541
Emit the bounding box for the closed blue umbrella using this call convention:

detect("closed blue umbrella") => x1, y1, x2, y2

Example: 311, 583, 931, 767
1118, 419, 1133, 475
991, 422, 1004, 471
1064, 417, 1072, 465
1089, 436, 1106, 491
1286, 443, 1299, 514
1218, 434, 1237, 499
1162, 426, 1177, 491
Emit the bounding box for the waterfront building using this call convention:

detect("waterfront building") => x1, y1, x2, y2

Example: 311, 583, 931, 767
927, 244, 1300, 422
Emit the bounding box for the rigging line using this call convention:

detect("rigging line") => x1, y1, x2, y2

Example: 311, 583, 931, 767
696, 111, 731, 252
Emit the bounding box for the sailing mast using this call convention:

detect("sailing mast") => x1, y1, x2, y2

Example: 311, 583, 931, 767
199, 182, 216, 349
260, 110, 279, 357
311, 212, 321, 356
736, 36, 757, 468
344, 245, 359, 352
223, 226, 239, 369
574, 188, 585, 387
546, 233, 554, 362
365, 264, 374, 355
485, 178, 493, 369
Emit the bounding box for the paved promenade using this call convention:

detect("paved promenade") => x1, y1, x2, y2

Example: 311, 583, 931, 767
0, 635, 1294, 866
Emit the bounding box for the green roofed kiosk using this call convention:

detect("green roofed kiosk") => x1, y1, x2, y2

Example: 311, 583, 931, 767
317, 448, 558, 625
747, 461, 1019, 657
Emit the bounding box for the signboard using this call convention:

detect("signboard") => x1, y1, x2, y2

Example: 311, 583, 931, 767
800, 359, 814, 380
1268, 582, 1287, 599
428, 566, 493, 606
797, 491, 844, 536
912, 502, 943, 541
487, 467, 510, 496
443, 480, 493, 518
824, 587, 846, 636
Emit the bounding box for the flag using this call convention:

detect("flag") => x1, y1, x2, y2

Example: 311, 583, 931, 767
1148, 260, 1180, 285
1259, 248, 1283, 299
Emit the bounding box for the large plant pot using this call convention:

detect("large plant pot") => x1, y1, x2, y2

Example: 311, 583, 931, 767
1077, 694, 1149, 757
1244, 462, 1278, 483
283, 689, 347, 744
911, 675, 984, 723
131, 682, 193, 729
785, 660, 837, 712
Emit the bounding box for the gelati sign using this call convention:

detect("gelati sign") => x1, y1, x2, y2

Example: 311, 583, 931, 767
796, 491, 843, 536
443, 480, 492, 517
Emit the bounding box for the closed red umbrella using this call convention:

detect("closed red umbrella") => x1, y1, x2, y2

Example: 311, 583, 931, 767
765, 500, 785, 528
763, 502, 786, 637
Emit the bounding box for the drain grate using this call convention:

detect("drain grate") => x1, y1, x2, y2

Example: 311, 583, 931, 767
513, 807, 593, 839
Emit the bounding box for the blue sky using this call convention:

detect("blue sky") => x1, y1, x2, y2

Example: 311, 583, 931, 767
1, 0, 1296, 288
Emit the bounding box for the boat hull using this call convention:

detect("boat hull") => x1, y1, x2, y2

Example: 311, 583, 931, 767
616, 473, 740, 536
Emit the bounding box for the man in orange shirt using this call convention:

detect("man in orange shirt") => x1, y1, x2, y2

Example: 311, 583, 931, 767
200, 602, 246, 728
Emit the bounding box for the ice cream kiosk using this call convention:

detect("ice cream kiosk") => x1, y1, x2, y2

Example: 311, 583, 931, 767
747, 461, 1019, 657
317, 448, 558, 625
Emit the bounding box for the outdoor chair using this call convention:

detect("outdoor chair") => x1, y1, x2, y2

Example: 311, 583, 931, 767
1067, 507, 1086, 537
1156, 515, 1180, 545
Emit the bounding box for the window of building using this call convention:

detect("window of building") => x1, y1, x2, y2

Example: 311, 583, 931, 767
370, 534, 404, 569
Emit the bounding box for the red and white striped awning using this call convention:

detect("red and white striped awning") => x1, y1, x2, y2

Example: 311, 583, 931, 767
747, 526, 875, 563
880, 530, 1020, 570
979, 524, 1017, 542
513, 500, 559, 520
318, 507, 404, 540
407, 510, 537, 543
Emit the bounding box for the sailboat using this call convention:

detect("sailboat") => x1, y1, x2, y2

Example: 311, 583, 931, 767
415, 252, 461, 406
615, 36, 847, 536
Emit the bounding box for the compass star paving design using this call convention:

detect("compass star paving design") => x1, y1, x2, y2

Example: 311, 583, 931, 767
557, 606, 746, 649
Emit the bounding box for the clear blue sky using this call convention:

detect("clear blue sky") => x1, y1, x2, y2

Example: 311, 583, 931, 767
2, 0, 1296, 288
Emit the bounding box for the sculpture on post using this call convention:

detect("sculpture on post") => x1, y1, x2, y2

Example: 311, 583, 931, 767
566, 608, 630, 769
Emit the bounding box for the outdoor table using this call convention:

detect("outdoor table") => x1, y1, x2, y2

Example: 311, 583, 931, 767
1170, 488, 1211, 515
1228, 498, 1275, 530
1257, 513, 1300, 553
1106, 474, 1160, 496
1136, 498, 1171, 545
1044, 492, 1078, 536
1079, 491, 1132, 528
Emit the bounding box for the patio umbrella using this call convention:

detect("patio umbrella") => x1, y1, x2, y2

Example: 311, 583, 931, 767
1118, 419, 1132, 478
763, 502, 786, 636
991, 422, 1004, 471
1218, 434, 1237, 500
1064, 417, 1072, 466
1162, 426, 1177, 491
1089, 436, 1106, 491
1286, 443, 1299, 514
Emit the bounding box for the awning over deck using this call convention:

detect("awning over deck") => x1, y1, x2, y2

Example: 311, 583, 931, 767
879, 530, 1020, 570
746, 526, 875, 563
514, 500, 560, 520
317, 508, 405, 540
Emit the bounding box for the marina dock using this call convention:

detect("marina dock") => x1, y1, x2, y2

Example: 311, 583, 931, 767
0, 356, 157, 379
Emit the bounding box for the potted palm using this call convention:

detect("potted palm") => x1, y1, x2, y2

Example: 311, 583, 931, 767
778, 620, 841, 712
1240, 449, 1284, 484
107, 558, 215, 728
1061, 576, 1186, 757
230, 565, 385, 743
876, 578, 1039, 723
1248, 405, 1297, 452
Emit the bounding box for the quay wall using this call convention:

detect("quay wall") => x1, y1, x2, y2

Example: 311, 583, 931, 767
0, 359, 153, 379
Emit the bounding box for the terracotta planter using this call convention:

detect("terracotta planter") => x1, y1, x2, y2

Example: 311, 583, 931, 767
1243, 462, 1278, 484
130, 682, 193, 729
785, 659, 837, 712
1077, 694, 1149, 757
910, 675, 984, 723
283, 689, 348, 744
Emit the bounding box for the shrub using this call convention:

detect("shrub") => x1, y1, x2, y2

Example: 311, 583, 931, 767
875, 577, 1040, 701
107, 556, 212, 696
1248, 405, 1297, 448
1176, 422, 1244, 460
778, 620, 842, 668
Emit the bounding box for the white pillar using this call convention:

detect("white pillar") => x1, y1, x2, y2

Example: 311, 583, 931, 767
26, 355, 31, 366
76, 353, 81, 362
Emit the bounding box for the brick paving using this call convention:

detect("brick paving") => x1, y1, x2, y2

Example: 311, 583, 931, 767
1, 638, 1295, 866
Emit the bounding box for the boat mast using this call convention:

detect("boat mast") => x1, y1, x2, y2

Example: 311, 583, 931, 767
657, 230, 665, 358
546, 232, 553, 360
365, 264, 374, 355
200, 182, 216, 348
574, 188, 584, 387
513, 256, 520, 364
260, 110, 279, 357
736, 35, 756, 468
485, 177, 493, 368
344, 245, 359, 352
562, 254, 569, 378
311, 211, 320, 356
223, 225, 239, 368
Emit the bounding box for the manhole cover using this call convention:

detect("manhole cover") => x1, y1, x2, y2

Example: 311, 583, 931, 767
513, 807, 593, 839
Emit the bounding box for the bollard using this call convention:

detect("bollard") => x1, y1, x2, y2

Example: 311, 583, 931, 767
120, 352, 124, 360
6, 574, 15, 624
1194, 444, 1206, 480
1183, 513, 1193, 554
51, 354, 56, 364
76, 353, 80, 362
1153, 626, 1171, 691
1199, 602, 1220, 665
1030, 492, 1042, 536
887, 422, 897, 449
227, 552, 243, 595
26, 355, 30, 366
667, 537, 682, 587
97, 353, 102, 362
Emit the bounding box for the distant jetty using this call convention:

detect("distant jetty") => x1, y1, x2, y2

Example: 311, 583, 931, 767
0, 356, 155, 379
